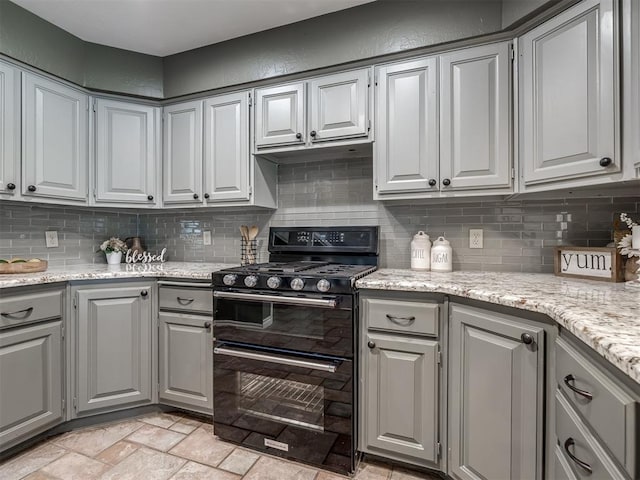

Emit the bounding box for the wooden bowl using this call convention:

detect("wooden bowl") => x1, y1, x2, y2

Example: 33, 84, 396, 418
0, 260, 48, 274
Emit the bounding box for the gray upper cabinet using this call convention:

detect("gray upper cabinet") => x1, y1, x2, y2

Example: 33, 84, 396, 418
363, 332, 439, 463
159, 312, 213, 414
0, 320, 63, 451
0, 61, 19, 197
94, 98, 159, 205
74, 283, 154, 416
163, 100, 203, 205
375, 57, 438, 194
22, 72, 88, 202
519, 0, 618, 187
204, 91, 250, 202
449, 303, 544, 480
255, 82, 305, 148
440, 42, 512, 191
309, 69, 368, 142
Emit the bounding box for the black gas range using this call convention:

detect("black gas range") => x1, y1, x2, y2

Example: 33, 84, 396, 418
211, 226, 379, 476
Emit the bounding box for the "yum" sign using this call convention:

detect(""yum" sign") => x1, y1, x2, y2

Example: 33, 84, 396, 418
554, 247, 624, 282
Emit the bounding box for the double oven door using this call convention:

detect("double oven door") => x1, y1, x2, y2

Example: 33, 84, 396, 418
212, 289, 356, 475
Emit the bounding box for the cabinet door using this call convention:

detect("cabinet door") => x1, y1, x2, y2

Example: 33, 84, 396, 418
520, 0, 618, 185
255, 83, 305, 148
0, 321, 63, 449
204, 92, 250, 202
449, 303, 544, 480
0, 61, 19, 196
309, 69, 368, 142
163, 101, 203, 204
159, 312, 212, 413
22, 72, 88, 201
375, 58, 438, 193
363, 332, 439, 463
95, 99, 158, 205
440, 43, 511, 191
75, 285, 153, 415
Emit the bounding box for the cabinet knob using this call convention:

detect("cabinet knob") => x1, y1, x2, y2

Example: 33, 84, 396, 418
295, 132, 302, 140
428, 179, 437, 187
140, 290, 148, 297
204, 193, 210, 199
6, 183, 16, 190
442, 178, 451, 186
599, 157, 612, 167
310, 130, 317, 138
204, 321, 212, 331
27, 185, 37, 192
147, 195, 154, 201
367, 340, 376, 349
193, 193, 199, 199
521, 333, 534, 345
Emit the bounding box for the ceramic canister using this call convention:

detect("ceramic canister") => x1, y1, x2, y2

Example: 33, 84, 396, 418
411, 231, 431, 270
431, 236, 453, 272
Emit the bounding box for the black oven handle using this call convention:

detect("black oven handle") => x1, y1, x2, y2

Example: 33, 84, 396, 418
214, 291, 338, 308
214, 346, 338, 373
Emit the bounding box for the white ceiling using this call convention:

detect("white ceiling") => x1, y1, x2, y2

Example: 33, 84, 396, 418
11, 0, 376, 57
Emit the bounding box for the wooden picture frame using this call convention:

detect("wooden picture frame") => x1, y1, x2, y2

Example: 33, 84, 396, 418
554, 246, 624, 282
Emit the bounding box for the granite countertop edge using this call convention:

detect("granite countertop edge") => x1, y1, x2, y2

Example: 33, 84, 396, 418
356, 268, 640, 386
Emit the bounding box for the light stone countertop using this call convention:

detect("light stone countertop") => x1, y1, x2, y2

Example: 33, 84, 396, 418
356, 269, 640, 385
0, 262, 238, 288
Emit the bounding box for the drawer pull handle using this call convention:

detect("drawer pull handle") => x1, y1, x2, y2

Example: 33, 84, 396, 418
204, 321, 212, 331
176, 297, 195, 305
1, 307, 34, 319
564, 438, 593, 474
563, 374, 593, 401
385, 314, 415, 325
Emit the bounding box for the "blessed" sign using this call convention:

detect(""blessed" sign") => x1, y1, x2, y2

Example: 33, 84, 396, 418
554, 246, 624, 282
125, 248, 167, 264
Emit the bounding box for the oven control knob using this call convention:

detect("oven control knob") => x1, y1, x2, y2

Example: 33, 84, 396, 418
222, 274, 237, 286
244, 275, 259, 287
267, 276, 281, 289
290, 277, 305, 291
316, 279, 331, 292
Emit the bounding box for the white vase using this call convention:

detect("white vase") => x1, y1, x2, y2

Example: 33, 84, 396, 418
106, 251, 122, 265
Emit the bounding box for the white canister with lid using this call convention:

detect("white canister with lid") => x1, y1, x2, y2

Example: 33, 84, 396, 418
410, 231, 431, 271
431, 236, 453, 272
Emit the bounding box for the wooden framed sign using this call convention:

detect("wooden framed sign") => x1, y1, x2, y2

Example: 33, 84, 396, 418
554, 247, 624, 282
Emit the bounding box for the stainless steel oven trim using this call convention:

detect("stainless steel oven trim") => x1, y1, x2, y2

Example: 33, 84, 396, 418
214, 290, 338, 308
213, 345, 338, 373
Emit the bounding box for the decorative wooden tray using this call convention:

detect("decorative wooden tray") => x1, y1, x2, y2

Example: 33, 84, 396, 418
0, 260, 48, 274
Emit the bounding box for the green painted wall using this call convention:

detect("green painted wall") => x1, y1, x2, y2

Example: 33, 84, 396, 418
1, 0, 505, 99
0, 1, 164, 98
163, 1, 503, 98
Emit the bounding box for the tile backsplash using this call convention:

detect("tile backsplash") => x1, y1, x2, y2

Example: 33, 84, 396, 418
2, 157, 638, 272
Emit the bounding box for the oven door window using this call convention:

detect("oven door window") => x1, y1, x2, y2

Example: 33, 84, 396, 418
214, 345, 353, 473
213, 294, 353, 358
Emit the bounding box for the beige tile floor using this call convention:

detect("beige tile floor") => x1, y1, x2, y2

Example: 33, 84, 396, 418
0, 412, 441, 480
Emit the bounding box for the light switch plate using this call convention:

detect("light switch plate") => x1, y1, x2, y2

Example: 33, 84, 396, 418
203, 231, 212, 246
469, 229, 483, 249
45, 231, 59, 248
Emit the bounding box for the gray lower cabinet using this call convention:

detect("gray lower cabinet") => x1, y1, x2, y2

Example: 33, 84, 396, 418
0, 320, 63, 451
448, 303, 544, 480
363, 332, 439, 462
73, 283, 154, 416
158, 312, 212, 414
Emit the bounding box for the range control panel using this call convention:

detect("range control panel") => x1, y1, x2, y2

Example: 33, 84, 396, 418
269, 226, 379, 254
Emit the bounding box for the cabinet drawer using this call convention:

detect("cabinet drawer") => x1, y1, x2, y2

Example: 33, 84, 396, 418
555, 391, 627, 479
556, 338, 637, 477
159, 286, 212, 314
0, 289, 63, 328
363, 298, 438, 336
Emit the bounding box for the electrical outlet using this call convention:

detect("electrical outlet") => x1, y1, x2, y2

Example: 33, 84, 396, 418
469, 229, 483, 249
203, 231, 212, 246
45, 231, 59, 248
